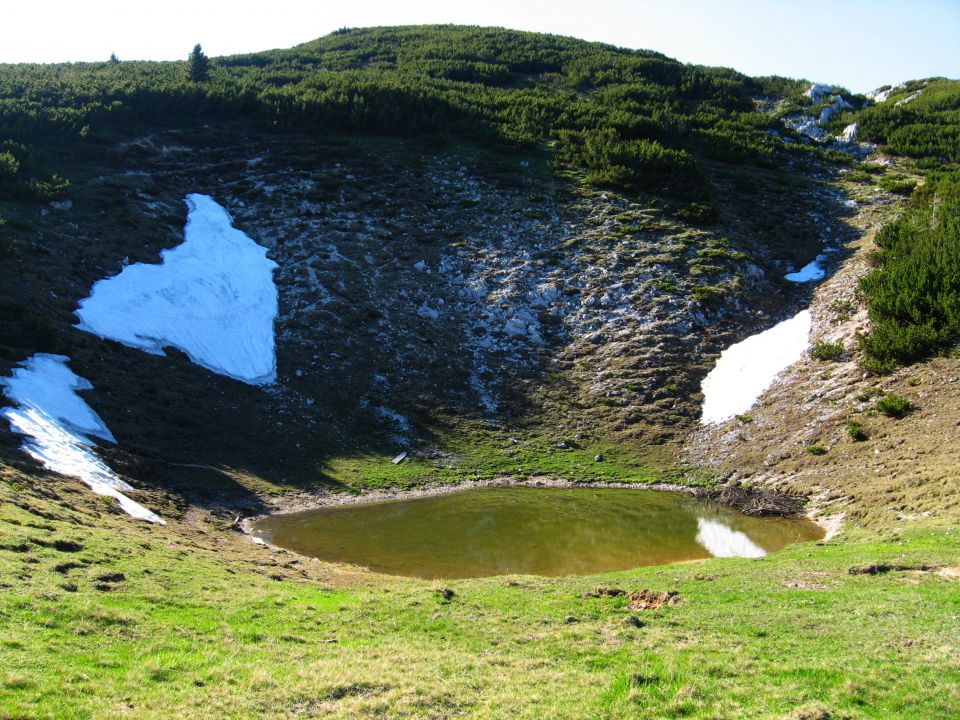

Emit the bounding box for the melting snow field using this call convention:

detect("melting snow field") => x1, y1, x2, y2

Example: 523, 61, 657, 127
785, 255, 827, 283
695, 517, 767, 558
700, 310, 812, 424
1, 354, 164, 523
76, 194, 278, 385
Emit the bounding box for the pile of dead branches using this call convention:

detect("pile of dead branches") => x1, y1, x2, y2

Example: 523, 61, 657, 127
692, 485, 807, 516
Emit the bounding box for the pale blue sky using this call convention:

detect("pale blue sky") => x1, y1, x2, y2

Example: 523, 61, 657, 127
6, 0, 959, 92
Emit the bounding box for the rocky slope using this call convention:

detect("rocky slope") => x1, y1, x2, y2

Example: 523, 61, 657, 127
1, 118, 856, 500
684, 161, 960, 526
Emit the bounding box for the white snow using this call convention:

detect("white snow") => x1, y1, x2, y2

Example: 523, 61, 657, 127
1, 354, 164, 523
75, 194, 278, 385
784, 254, 827, 282
700, 310, 812, 424
695, 517, 766, 558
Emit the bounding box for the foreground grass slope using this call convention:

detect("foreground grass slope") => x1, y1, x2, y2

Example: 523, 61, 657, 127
1, 459, 958, 720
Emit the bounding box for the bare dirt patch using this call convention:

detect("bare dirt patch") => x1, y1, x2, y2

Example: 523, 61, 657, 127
627, 589, 682, 610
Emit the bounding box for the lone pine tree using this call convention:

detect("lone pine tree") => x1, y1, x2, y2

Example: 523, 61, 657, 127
188, 43, 209, 82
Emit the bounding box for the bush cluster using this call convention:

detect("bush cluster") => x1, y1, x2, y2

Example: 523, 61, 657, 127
809, 340, 845, 361
0, 26, 821, 215
875, 393, 914, 418
858, 170, 960, 370
856, 79, 960, 163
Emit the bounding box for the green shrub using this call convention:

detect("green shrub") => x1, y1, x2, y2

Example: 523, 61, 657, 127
675, 202, 718, 224
856, 78, 960, 162
806, 444, 828, 455
809, 340, 845, 361
858, 170, 960, 369
692, 285, 721, 304
876, 176, 918, 195
855, 387, 884, 402
846, 419, 868, 441
875, 393, 914, 418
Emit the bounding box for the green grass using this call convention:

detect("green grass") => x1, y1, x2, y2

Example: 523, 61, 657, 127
319, 430, 676, 491
1, 470, 958, 719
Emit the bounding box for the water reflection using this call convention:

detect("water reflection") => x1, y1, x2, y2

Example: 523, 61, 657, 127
695, 517, 767, 558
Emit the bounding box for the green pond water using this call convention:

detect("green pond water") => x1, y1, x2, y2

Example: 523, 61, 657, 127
252, 487, 824, 579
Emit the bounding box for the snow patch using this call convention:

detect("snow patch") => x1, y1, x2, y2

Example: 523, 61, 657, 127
784, 255, 827, 283
695, 517, 766, 558
1, 354, 164, 523
75, 194, 278, 385
700, 310, 812, 424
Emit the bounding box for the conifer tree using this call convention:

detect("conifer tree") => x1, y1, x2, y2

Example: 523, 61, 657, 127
188, 44, 209, 83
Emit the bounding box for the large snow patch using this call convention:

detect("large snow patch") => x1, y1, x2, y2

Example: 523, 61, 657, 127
76, 194, 278, 385
700, 310, 811, 424
1, 354, 164, 523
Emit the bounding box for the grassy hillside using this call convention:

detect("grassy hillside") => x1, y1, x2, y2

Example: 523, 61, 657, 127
2, 457, 958, 720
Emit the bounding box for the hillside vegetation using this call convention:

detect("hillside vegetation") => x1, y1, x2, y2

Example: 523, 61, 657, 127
848, 79, 960, 369
859, 169, 960, 369
0, 26, 822, 213
857, 79, 960, 164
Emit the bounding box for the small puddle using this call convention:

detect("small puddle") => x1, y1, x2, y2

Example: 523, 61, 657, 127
252, 487, 823, 579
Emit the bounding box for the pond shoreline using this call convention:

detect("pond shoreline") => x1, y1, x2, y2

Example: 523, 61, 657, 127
239, 476, 828, 537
